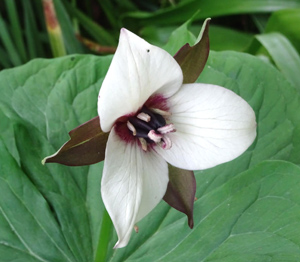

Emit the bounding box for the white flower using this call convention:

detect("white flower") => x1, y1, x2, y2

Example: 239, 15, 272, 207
98, 28, 256, 248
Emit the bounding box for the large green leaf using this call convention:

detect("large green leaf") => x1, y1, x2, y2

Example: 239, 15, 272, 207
0, 55, 111, 262
113, 160, 300, 261
1, 33, 300, 261
0, 138, 76, 262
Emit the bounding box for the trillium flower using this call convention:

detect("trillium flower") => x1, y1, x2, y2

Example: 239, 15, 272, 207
98, 29, 256, 248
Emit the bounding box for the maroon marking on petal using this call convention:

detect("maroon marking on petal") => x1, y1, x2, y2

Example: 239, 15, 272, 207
145, 94, 169, 112
115, 112, 136, 125
114, 121, 135, 144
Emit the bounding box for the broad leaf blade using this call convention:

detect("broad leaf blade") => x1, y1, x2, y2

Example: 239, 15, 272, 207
0, 138, 76, 262
119, 161, 300, 261
255, 32, 300, 90
0, 55, 112, 261
14, 124, 94, 262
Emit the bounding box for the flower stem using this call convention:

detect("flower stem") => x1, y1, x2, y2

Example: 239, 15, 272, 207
94, 209, 113, 262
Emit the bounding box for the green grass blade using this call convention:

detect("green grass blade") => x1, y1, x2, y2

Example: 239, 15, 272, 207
265, 8, 300, 53
123, 0, 300, 26
0, 14, 22, 66
22, 0, 45, 59
0, 46, 12, 68
256, 32, 300, 90
5, 0, 27, 62
96, 0, 119, 29
251, 14, 270, 33
53, 0, 85, 54
61, 0, 116, 46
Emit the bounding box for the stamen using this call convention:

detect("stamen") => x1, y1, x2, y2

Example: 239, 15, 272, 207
148, 130, 163, 143
141, 106, 166, 129
139, 137, 148, 151
137, 112, 151, 122
150, 108, 171, 116
127, 121, 136, 136
161, 135, 172, 150
157, 124, 176, 134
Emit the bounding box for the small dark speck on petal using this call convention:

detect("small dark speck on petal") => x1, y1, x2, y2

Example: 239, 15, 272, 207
147, 49, 150, 53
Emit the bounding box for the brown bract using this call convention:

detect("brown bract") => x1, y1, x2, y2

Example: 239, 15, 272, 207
174, 18, 210, 83
43, 117, 108, 166
163, 165, 196, 228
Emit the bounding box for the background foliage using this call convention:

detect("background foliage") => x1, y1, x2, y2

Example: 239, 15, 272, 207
1, 0, 300, 262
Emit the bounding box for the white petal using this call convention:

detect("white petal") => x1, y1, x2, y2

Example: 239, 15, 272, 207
98, 28, 183, 132
155, 83, 256, 170
101, 128, 168, 248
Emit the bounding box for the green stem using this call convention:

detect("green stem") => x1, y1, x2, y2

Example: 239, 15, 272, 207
94, 209, 113, 262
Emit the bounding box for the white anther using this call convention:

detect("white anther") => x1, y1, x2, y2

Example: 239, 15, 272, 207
150, 108, 171, 116
139, 138, 148, 151
137, 112, 151, 122
127, 121, 136, 136
148, 130, 163, 143
161, 135, 172, 150
157, 123, 176, 134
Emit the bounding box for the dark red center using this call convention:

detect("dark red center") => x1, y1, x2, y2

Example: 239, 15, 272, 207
114, 95, 169, 145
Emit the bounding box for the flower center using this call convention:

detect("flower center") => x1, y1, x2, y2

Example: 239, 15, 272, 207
126, 106, 175, 151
